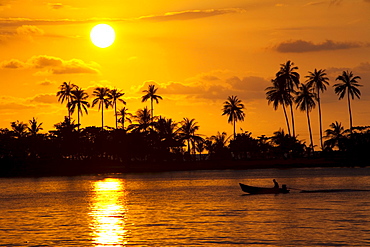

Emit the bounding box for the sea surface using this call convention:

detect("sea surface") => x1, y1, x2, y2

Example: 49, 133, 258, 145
0, 167, 370, 246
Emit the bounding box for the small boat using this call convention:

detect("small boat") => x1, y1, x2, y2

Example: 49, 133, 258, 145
239, 183, 290, 194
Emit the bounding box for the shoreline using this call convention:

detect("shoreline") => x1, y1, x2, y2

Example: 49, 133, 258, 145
1, 156, 367, 178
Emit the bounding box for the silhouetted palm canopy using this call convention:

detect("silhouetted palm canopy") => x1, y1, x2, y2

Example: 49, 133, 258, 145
276, 60, 300, 137
57, 81, 77, 118
334, 70, 362, 133
117, 107, 132, 130
129, 107, 153, 133
154, 117, 181, 148
222, 95, 245, 139
210, 131, 231, 150
178, 118, 202, 154
28, 117, 43, 136
265, 78, 293, 136
68, 88, 89, 130
306, 69, 329, 150
324, 121, 347, 151
11, 120, 28, 137
141, 84, 163, 118
108, 89, 126, 129
295, 83, 316, 151
92, 87, 112, 130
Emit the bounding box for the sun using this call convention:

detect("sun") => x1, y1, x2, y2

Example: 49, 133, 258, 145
90, 24, 115, 48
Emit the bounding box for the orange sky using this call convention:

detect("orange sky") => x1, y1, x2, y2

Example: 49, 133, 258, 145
0, 0, 369, 147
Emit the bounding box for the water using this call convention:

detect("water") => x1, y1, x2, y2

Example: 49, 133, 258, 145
0, 167, 370, 246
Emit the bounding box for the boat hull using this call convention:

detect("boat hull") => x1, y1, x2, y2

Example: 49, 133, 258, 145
239, 183, 290, 194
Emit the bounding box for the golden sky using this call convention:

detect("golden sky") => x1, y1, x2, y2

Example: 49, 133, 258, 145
0, 0, 369, 145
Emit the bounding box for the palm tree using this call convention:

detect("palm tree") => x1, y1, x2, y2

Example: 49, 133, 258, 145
92, 87, 112, 130
222, 95, 245, 139
27, 117, 43, 136
57, 81, 77, 118
305, 69, 330, 150
265, 78, 293, 136
275, 60, 300, 137
324, 121, 347, 151
10, 120, 28, 137
295, 83, 316, 152
68, 88, 89, 130
129, 107, 153, 133
334, 70, 362, 133
108, 89, 126, 129
178, 118, 202, 154
141, 84, 163, 119
117, 107, 132, 130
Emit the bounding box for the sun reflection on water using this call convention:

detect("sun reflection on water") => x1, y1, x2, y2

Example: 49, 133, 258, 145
90, 178, 128, 246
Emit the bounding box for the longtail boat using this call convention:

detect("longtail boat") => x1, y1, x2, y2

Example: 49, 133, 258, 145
239, 183, 290, 194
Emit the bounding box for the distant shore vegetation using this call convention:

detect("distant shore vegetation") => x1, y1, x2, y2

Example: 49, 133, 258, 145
1, 61, 368, 176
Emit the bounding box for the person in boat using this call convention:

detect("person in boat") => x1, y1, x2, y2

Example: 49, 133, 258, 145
273, 179, 279, 188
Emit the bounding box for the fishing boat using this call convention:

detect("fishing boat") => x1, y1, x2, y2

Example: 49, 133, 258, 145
239, 183, 290, 194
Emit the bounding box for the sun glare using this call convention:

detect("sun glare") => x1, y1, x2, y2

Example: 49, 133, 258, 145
90, 24, 115, 48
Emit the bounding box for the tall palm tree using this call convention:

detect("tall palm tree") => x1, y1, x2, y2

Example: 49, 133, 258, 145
306, 69, 330, 150
210, 131, 231, 150
117, 107, 132, 130
334, 70, 362, 133
108, 89, 126, 129
324, 121, 347, 151
92, 87, 112, 130
129, 107, 153, 133
275, 60, 300, 137
68, 88, 89, 130
27, 117, 43, 136
222, 95, 245, 139
295, 83, 316, 152
178, 118, 202, 154
141, 84, 163, 118
265, 78, 293, 136
10, 120, 28, 138
57, 81, 77, 118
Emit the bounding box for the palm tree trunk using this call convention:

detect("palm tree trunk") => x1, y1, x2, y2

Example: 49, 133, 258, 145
233, 118, 236, 139
290, 104, 296, 137
282, 102, 291, 136
77, 107, 80, 131
114, 101, 118, 129
317, 92, 323, 150
347, 92, 353, 133
67, 99, 71, 119
151, 99, 154, 119
122, 112, 125, 130
101, 102, 104, 130
306, 109, 314, 153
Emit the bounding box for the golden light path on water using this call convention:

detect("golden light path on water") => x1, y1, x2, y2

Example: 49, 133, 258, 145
90, 178, 128, 246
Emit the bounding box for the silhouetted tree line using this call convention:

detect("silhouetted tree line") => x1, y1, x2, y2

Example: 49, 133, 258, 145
0, 61, 367, 176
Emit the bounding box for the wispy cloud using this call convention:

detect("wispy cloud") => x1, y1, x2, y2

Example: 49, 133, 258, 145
0, 7, 246, 27
137, 8, 246, 22
136, 71, 270, 102
47, 3, 64, 10
275, 39, 365, 53
0, 55, 100, 75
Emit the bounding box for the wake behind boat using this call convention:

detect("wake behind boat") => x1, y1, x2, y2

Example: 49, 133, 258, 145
239, 183, 290, 194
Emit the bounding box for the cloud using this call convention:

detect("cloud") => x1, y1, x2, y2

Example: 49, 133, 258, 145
136, 71, 270, 102
16, 25, 44, 36
29, 93, 56, 104
0, 59, 26, 68
0, 55, 100, 75
0, 8, 245, 27
275, 39, 364, 53
37, 79, 55, 86
137, 8, 246, 22
48, 3, 63, 10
